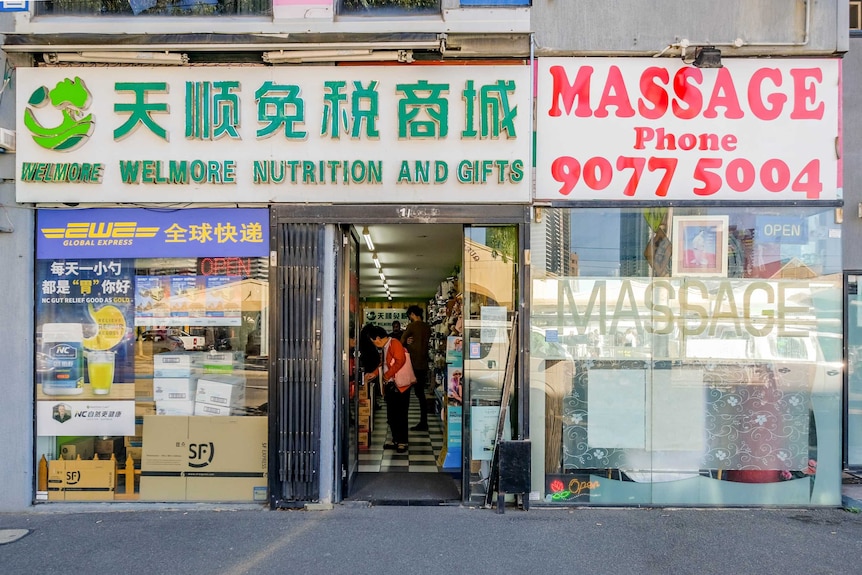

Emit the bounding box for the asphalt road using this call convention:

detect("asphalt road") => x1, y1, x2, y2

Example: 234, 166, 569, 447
2, 503, 862, 575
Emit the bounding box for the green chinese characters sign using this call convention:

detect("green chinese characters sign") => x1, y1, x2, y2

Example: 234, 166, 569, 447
16, 66, 531, 205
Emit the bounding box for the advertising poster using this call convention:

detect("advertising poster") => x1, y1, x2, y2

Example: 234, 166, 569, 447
480, 305, 507, 343
206, 276, 241, 324
36, 257, 136, 435
37, 258, 136, 399
135, 276, 171, 324
471, 405, 501, 461
447, 366, 463, 406
442, 405, 462, 470
170, 276, 201, 320
445, 336, 463, 365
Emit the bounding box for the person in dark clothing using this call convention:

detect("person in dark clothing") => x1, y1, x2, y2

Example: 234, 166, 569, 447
389, 320, 404, 340
401, 305, 432, 431
359, 323, 383, 409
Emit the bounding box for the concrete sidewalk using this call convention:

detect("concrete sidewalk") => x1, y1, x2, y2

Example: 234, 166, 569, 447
2, 503, 862, 575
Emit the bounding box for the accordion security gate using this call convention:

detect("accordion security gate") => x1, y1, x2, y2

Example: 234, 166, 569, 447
270, 223, 324, 507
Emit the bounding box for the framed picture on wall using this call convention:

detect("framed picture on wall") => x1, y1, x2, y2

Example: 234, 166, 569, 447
671, 215, 729, 277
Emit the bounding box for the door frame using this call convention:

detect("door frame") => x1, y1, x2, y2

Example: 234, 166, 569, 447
272, 204, 530, 504
338, 225, 361, 499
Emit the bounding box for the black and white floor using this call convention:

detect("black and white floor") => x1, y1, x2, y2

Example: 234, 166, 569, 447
359, 389, 446, 473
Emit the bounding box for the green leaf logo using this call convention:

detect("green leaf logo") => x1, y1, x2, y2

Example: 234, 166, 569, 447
23, 77, 95, 151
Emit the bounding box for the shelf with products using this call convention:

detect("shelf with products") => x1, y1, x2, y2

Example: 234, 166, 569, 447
427, 275, 463, 412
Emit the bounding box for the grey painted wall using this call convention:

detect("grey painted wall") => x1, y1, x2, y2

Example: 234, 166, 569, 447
845, 37, 862, 271
533, 0, 845, 56
0, 180, 33, 512
0, 53, 34, 509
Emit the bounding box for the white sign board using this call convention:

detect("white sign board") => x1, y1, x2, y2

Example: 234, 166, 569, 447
37, 400, 136, 436
16, 66, 531, 204
536, 58, 841, 202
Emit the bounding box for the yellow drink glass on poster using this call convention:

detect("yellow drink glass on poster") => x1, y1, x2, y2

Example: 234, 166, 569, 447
87, 351, 115, 395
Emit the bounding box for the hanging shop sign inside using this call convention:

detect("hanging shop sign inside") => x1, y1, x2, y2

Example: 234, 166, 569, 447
535, 58, 841, 202
16, 66, 530, 204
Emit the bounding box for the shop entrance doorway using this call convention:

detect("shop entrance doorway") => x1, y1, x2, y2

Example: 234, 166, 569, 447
270, 204, 528, 508
345, 223, 463, 504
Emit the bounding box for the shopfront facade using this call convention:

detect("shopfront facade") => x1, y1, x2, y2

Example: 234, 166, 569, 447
18, 63, 533, 507
12, 54, 848, 508
528, 57, 844, 506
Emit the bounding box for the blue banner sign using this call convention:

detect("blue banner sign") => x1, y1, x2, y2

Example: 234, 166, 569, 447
755, 216, 808, 245
37, 208, 269, 259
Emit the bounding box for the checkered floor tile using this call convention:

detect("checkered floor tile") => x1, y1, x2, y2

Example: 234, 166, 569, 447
358, 390, 445, 473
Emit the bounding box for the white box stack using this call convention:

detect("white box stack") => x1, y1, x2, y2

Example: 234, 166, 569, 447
194, 374, 246, 416
154, 353, 204, 416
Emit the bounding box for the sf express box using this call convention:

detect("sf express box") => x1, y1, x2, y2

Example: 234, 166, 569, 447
48, 459, 116, 501
153, 377, 197, 402
140, 415, 267, 502
195, 375, 246, 408
153, 352, 203, 378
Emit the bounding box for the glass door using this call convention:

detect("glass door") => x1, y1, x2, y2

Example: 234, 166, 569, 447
461, 225, 519, 503
341, 226, 361, 496
848, 273, 862, 468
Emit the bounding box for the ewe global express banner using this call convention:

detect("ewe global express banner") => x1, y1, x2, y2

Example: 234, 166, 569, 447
536, 58, 841, 202
16, 66, 530, 204
37, 208, 269, 259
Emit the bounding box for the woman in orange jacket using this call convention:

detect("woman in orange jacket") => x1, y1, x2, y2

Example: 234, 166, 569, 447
364, 325, 411, 453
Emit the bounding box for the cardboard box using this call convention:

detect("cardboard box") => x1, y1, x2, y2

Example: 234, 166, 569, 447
48, 459, 116, 501
201, 351, 243, 374
94, 437, 124, 457
135, 378, 154, 400
139, 416, 189, 501
195, 375, 245, 407
60, 437, 95, 461
153, 352, 203, 378
135, 401, 156, 417
156, 400, 196, 416
358, 405, 371, 418
194, 402, 236, 416
154, 377, 197, 402
140, 415, 267, 502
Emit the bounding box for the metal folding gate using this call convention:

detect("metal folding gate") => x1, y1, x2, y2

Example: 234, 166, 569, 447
270, 223, 324, 507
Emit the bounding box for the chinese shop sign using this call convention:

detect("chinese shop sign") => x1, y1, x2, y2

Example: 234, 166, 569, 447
37, 208, 268, 259
536, 58, 841, 201
16, 66, 530, 204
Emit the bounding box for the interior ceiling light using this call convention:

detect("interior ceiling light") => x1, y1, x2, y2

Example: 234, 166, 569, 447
372, 253, 381, 269
362, 227, 374, 251
378, 271, 386, 281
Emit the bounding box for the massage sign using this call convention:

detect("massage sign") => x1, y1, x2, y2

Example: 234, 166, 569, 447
535, 58, 840, 202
